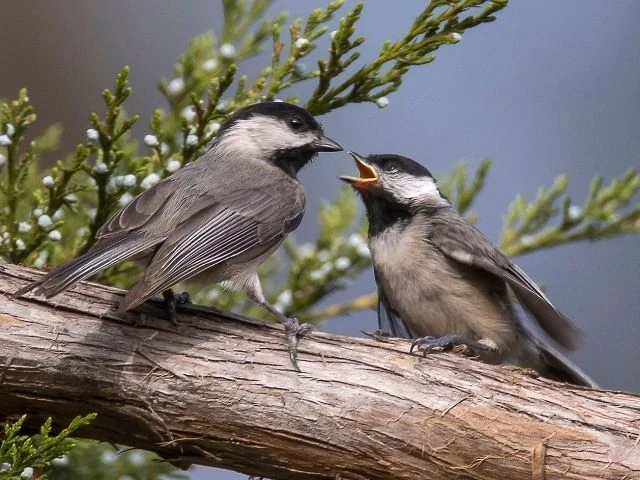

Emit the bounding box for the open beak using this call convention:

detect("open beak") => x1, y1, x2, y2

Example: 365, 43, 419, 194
310, 135, 343, 152
339, 151, 378, 189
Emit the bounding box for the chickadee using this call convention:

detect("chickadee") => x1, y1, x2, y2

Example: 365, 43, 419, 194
13, 101, 342, 370
341, 152, 597, 387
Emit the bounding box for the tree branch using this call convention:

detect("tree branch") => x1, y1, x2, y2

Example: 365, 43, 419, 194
0, 263, 638, 480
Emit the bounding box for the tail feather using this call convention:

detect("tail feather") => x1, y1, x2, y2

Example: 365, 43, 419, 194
535, 342, 598, 387
117, 280, 159, 312
13, 235, 161, 300
519, 334, 598, 388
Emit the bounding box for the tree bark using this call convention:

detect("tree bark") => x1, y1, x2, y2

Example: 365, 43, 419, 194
0, 263, 639, 480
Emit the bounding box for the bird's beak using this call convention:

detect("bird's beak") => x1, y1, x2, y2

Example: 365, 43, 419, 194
310, 135, 343, 152
339, 151, 378, 189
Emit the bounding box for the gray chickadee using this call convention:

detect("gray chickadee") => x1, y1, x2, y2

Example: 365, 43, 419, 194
340, 152, 597, 387
14, 101, 342, 370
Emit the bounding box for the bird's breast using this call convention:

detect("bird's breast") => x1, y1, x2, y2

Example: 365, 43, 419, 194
369, 223, 517, 354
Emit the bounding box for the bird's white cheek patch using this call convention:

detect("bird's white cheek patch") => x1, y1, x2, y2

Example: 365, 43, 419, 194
388, 176, 447, 205
220, 117, 315, 157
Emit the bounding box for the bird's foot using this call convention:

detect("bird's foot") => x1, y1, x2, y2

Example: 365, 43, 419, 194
174, 291, 192, 306
410, 335, 487, 357
162, 289, 192, 327
283, 318, 316, 372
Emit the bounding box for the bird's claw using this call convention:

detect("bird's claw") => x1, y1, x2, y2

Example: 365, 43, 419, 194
174, 291, 192, 306
162, 289, 192, 327
410, 335, 485, 357
283, 318, 315, 372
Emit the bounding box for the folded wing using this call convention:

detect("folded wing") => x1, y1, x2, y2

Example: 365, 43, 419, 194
427, 213, 582, 350
119, 186, 305, 310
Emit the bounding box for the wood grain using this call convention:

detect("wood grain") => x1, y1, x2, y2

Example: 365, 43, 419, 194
0, 263, 639, 479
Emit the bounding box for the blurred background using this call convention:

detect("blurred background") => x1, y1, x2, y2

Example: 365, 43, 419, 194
1, 1, 639, 478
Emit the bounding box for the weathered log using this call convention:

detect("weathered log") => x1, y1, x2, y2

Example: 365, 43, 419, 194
0, 263, 638, 479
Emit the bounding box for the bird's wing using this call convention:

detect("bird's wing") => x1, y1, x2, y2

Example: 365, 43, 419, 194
97, 178, 177, 238
427, 213, 582, 350
120, 184, 305, 309
14, 177, 180, 299
374, 267, 414, 338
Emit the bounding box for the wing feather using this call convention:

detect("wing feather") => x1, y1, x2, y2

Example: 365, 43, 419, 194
97, 179, 176, 238
151, 211, 266, 284
120, 186, 305, 309
427, 212, 582, 350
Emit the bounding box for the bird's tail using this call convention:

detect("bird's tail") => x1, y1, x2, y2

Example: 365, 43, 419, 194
117, 279, 159, 312
536, 343, 598, 387
12, 235, 158, 300
520, 335, 598, 388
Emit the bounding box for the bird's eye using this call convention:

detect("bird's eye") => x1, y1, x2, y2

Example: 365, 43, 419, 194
288, 117, 304, 131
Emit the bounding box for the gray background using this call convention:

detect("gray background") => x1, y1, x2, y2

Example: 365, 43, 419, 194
1, 1, 638, 479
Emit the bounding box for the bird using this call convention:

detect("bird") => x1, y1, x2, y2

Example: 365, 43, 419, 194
340, 151, 597, 387
13, 101, 343, 370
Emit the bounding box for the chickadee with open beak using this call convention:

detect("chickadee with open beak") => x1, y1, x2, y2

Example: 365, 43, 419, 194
13, 101, 342, 370
340, 152, 597, 387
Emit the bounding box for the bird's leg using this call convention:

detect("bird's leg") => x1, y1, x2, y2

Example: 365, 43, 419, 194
257, 300, 315, 372
162, 289, 191, 327
410, 335, 491, 357
242, 272, 314, 372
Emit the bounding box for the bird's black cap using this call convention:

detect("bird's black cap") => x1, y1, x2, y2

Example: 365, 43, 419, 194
218, 101, 322, 136
367, 154, 434, 179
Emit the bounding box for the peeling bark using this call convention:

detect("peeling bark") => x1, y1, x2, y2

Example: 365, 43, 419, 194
0, 263, 639, 480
